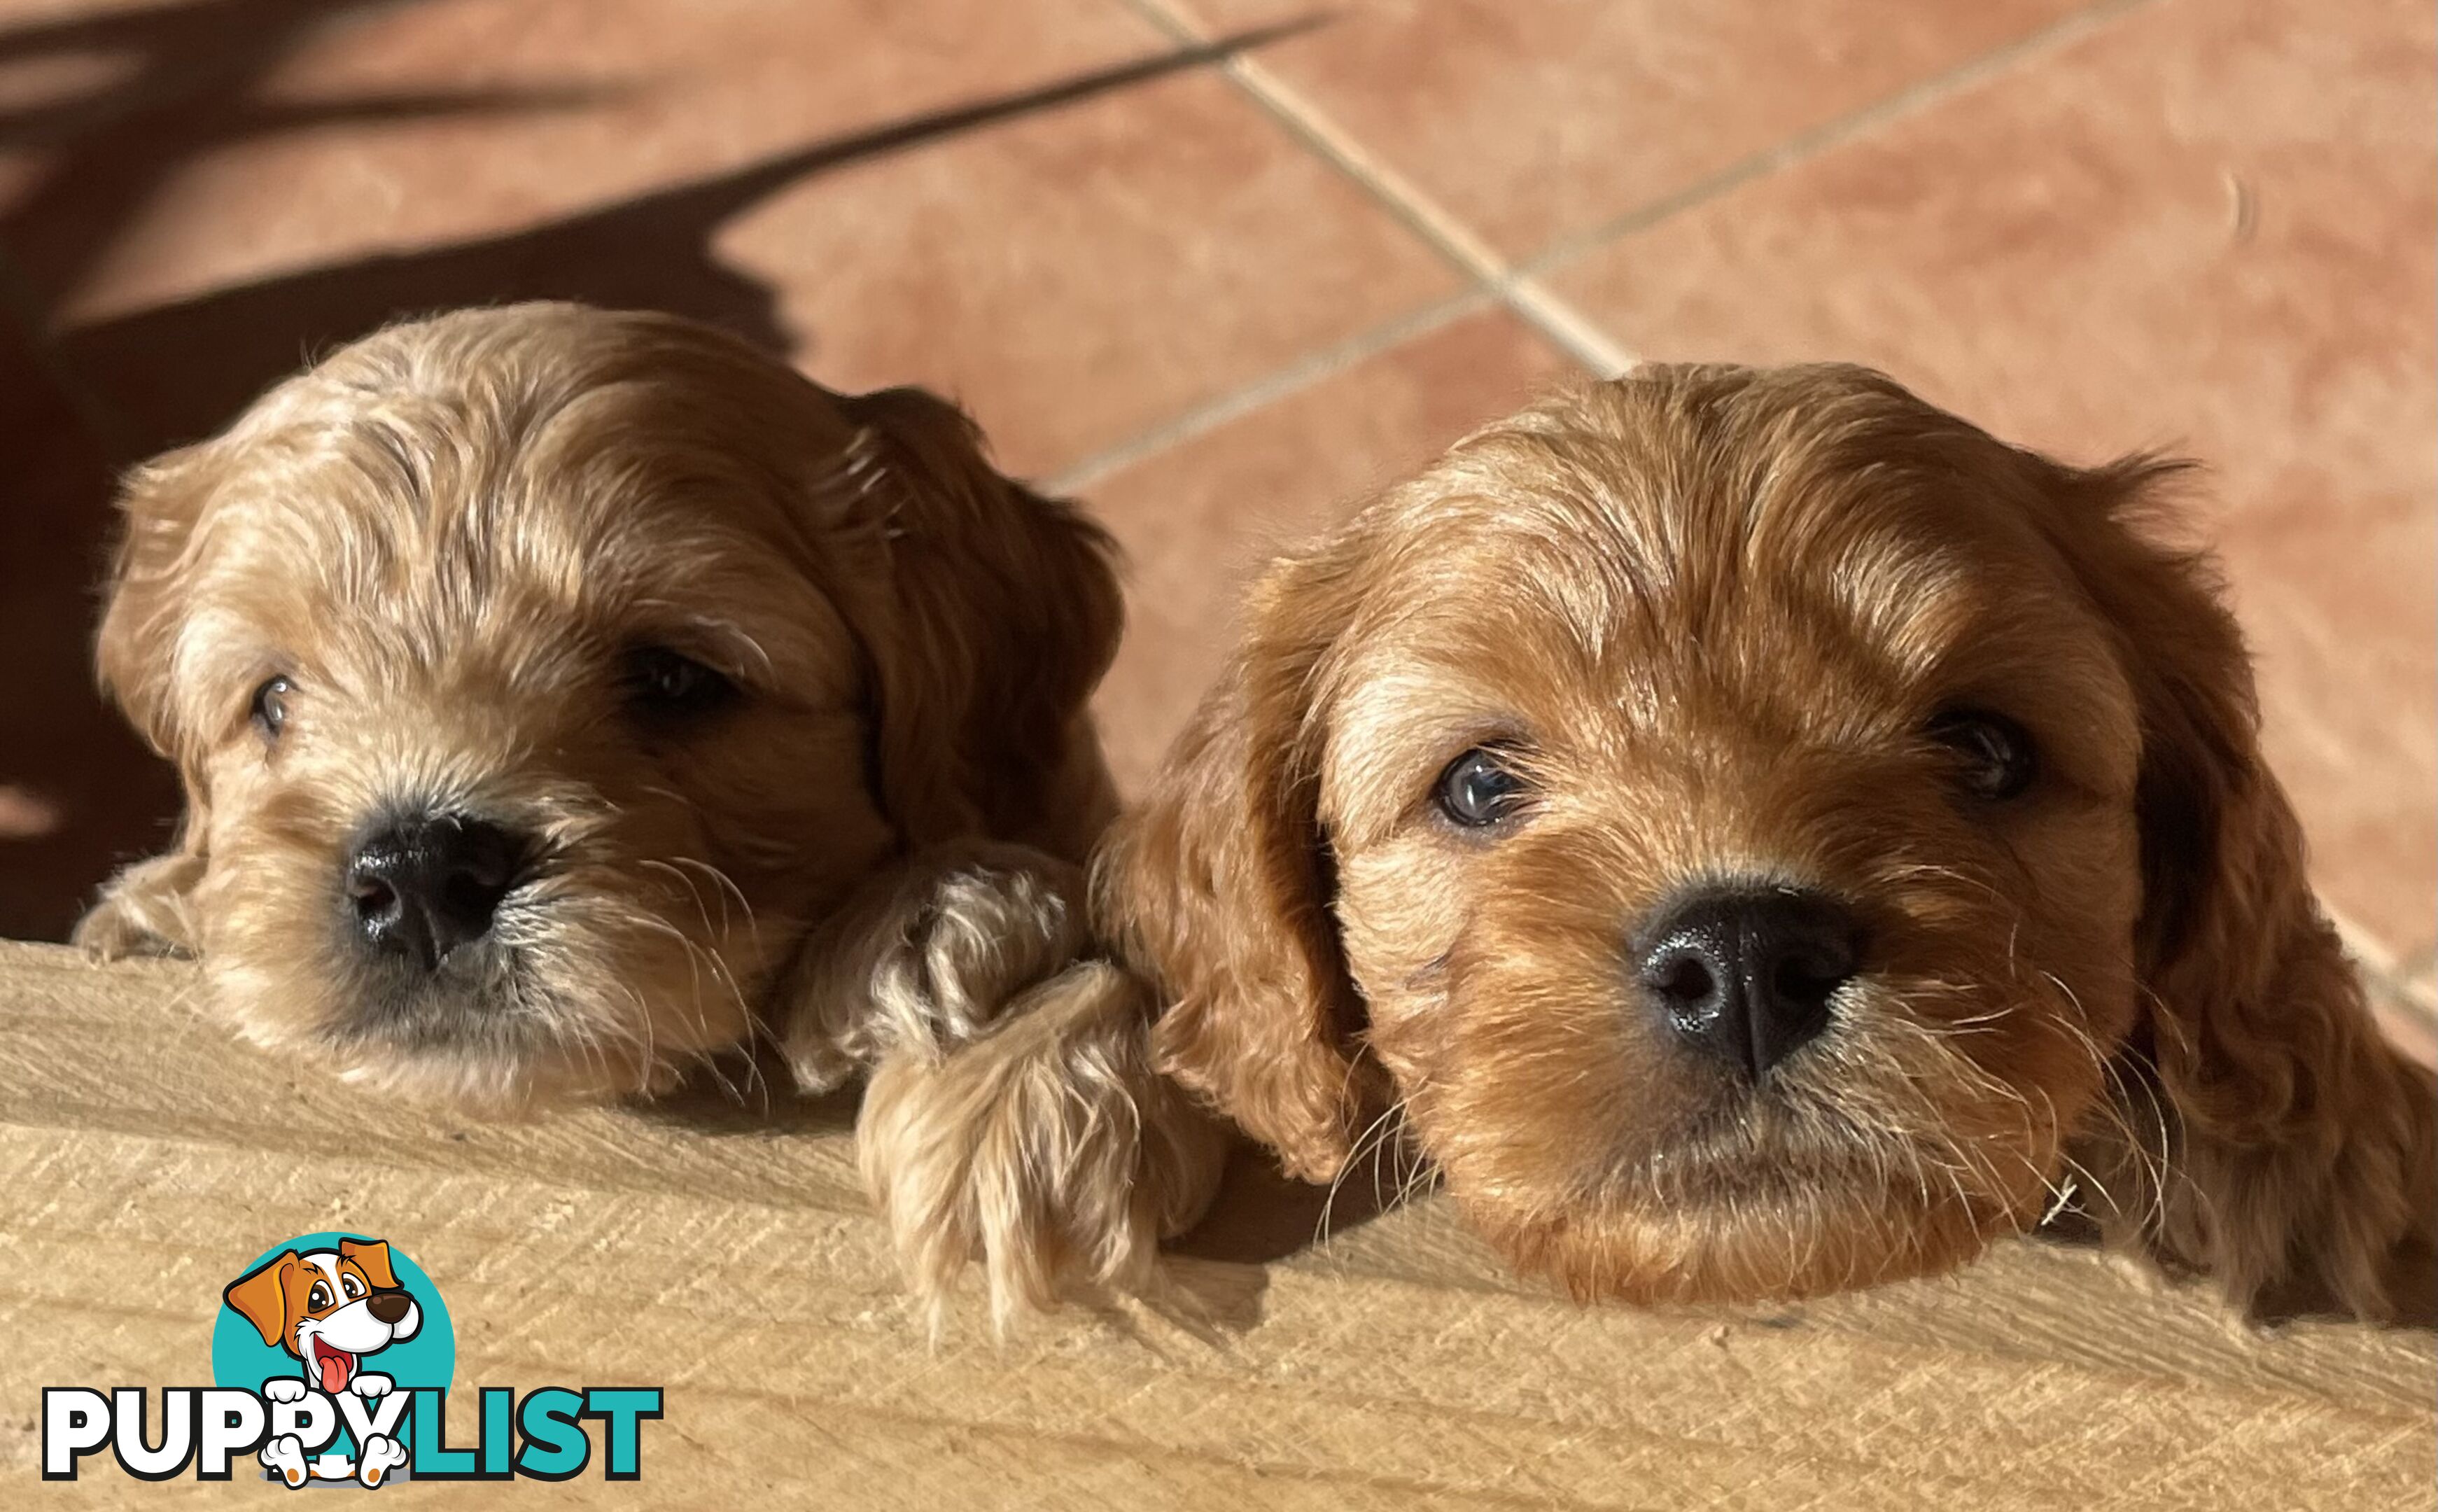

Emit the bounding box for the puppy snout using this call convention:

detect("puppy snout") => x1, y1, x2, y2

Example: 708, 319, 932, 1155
346, 814, 524, 972
365, 1290, 412, 1324
1635, 886, 1863, 1078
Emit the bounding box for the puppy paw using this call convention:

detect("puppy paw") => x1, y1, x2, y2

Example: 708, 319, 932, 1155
71, 850, 204, 960
261, 1378, 309, 1405
786, 842, 1092, 1090
356, 1434, 408, 1488
260, 1433, 309, 1488
351, 1372, 393, 1399
871, 855, 1090, 1054
858, 960, 1228, 1331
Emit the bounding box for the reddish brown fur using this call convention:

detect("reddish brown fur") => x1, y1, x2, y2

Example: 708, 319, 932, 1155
1098, 364, 2435, 1324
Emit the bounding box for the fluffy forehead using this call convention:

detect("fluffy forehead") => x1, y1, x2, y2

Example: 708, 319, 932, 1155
1315, 365, 2134, 816
162, 307, 867, 701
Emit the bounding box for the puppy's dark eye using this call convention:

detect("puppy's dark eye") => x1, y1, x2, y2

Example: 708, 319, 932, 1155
621, 646, 738, 720
1929, 708, 2036, 801
307, 1282, 332, 1311
251, 676, 293, 743
1436, 746, 1529, 827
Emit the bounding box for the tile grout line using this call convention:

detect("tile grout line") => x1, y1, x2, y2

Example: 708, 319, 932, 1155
1039, 289, 1494, 496
2326, 906, 2397, 974
1214, 56, 1639, 374
1114, 0, 1638, 377
1518, 0, 2166, 280
2325, 908, 2438, 1034
1080, 0, 2162, 489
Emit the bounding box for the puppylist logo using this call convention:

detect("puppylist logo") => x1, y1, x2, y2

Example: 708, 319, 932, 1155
41, 1233, 661, 1488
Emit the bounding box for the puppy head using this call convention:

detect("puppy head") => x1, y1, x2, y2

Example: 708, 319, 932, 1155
1105, 363, 2305, 1303
224, 1238, 420, 1390
94, 302, 1118, 1106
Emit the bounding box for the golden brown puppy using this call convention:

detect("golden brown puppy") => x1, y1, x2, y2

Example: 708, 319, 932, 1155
78, 302, 1203, 1316
1099, 364, 2435, 1326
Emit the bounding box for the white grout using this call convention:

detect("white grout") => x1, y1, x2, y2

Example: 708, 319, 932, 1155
1040, 289, 1493, 496
1115, 0, 1634, 374
1517, 0, 2166, 279
1089, 0, 2164, 473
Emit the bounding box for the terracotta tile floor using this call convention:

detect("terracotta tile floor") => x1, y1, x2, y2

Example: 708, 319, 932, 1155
1, 0, 2428, 1053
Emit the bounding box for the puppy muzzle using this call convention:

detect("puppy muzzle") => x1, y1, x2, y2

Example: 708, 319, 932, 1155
344, 811, 529, 974
309, 1293, 421, 1354
1632, 883, 1865, 1080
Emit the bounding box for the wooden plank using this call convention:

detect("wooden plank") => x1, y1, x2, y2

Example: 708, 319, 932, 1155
0, 941, 2428, 1508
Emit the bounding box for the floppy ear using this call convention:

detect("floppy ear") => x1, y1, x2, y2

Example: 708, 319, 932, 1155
829, 388, 1123, 851
73, 444, 220, 956
223, 1251, 302, 1350
94, 443, 217, 766
1092, 531, 1380, 1184
338, 1238, 400, 1291
2053, 458, 2435, 1321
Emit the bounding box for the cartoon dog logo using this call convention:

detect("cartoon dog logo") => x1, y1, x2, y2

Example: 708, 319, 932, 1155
223, 1238, 421, 1486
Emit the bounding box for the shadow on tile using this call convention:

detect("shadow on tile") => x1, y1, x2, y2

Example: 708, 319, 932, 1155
0, 11, 1321, 940
0, 0, 608, 315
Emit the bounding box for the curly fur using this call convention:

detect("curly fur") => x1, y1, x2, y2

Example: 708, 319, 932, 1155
1097, 363, 2435, 1326
77, 302, 1175, 1317
855, 960, 1228, 1334
780, 840, 1228, 1327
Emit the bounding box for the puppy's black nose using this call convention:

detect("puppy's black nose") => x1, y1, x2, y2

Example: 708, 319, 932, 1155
1635, 886, 1863, 1078
346, 816, 521, 972
365, 1291, 412, 1324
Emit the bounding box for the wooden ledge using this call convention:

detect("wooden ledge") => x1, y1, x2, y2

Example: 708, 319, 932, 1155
1, 940, 2428, 1507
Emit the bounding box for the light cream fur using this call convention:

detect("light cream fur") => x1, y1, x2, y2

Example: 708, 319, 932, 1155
856, 959, 1228, 1334
78, 302, 1194, 1320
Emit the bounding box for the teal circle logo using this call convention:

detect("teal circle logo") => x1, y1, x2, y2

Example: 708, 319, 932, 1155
38, 1228, 660, 1486
212, 1233, 454, 1401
